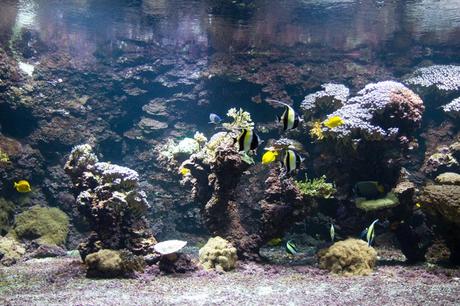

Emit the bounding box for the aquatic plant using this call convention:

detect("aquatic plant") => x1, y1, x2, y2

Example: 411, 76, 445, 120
8, 205, 69, 246
199, 236, 238, 272
318, 238, 377, 276
222, 107, 254, 130
295, 175, 336, 199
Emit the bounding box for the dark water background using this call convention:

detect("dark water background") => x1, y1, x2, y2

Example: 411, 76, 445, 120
1, 0, 460, 239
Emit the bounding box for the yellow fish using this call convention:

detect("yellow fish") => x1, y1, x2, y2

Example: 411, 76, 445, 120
267, 237, 283, 246
262, 150, 278, 164
323, 116, 345, 129
415, 203, 421, 208
14, 180, 31, 193
179, 167, 191, 176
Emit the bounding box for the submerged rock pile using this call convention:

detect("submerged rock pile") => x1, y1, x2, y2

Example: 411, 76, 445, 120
64, 144, 156, 260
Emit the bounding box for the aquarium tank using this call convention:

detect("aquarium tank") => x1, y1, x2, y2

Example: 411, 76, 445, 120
1, 0, 460, 304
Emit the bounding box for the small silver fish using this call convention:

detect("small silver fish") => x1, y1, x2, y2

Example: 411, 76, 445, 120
330, 224, 335, 242
209, 113, 222, 124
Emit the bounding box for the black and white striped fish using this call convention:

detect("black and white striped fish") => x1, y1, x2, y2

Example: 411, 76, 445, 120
267, 99, 302, 131
282, 149, 303, 173
236, 129, 261, 152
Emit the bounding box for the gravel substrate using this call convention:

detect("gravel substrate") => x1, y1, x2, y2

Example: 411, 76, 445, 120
1, 247, 459, 306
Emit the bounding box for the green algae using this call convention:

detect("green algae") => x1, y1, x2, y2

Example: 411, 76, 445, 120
295, 175, 336, 199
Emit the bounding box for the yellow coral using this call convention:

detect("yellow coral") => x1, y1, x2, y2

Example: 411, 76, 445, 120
0, 149, 10, 164
199, 236, 238, 271
309, 121, 324, 140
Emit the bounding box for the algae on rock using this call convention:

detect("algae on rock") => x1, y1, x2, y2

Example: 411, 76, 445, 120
0, 198, 15, 235
85, 249, 145, 278
0, 236, 26, 266
8, 205, 69, 246
295, 175, 336, 199
355, 192, 399, 212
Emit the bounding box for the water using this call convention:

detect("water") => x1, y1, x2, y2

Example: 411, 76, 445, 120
0, 0, 460, 304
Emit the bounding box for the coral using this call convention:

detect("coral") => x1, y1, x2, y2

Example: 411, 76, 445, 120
64, 144, 156, 260
318, 238, 377, 276
405, 65, 460, 93
193, 131, 208, 147
222, 107, 254, 130
0, 148, 10, 163
199, 236, 238, 271
441, 97, 460, 118
326, 81, 424, 141
422, 144, 459, 176
0, 236, 26, 266
435, 172, 460, 185
355, 192, 399, 211
8, 205, 69, 246
301, 83, 350, 120
137, 117, 168, 134
309, 121, 325, 140
85, 249, 145, 278
295, 175, 336, 199
0, 198, 15, 235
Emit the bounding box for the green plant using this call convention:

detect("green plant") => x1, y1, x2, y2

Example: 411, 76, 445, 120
295, 175, 336, 199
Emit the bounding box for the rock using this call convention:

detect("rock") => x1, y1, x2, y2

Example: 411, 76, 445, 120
138, 117, 168, 133
420, 184, 460, 226
8, 205, 69, 246
355, 192, 399, 211
85, 249, 145, 278
318, 238, 377, 276
0, 198, 15, 235
435, 172, 460, 185
199, 236, 238, 271
0, 237, 26, 266
158, 253, 197, 274
26, 244, 67, 259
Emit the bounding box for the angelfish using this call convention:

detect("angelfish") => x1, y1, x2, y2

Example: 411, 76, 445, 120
282, 149, 303, 173
267, 99, 302, 131
366, 219, 379, 246
236, 128, 261, 152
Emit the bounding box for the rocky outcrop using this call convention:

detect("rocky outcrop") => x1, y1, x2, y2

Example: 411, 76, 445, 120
64, 144, 156, 260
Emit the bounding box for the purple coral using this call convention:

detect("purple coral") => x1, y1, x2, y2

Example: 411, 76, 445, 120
301, 83, 350, 119
326, 81, 424, 141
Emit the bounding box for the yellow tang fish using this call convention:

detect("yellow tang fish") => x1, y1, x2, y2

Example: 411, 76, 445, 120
14, 180, 31, 193
179, 167, 191, 176
262, 150, 278, 164
323, 116, 345, 129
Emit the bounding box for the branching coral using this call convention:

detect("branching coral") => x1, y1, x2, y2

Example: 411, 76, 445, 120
0, 148, 10, 164
295, 175, 336, 199
222, 107, 254, 130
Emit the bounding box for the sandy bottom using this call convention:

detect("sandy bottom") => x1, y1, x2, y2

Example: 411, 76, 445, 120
1, 247, 459, 306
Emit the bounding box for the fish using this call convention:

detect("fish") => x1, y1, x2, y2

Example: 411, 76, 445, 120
179, 167, 191, 176
262, 150, 278, 164
266, 99, 302, 131
267, 237, 283, 246
354, 181, 385, 199
366, 219, 379, 246
209, 113, 222, 124
285, 240, 298, 255
281, 149, 303, 173
323, 116, 345, 129
330, 223, 335, 242
235, 128, 261, 152
415, 202, 422, 208
14, 180, 31, 193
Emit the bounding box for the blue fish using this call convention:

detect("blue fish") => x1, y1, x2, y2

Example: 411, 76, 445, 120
209, 113, 222, 124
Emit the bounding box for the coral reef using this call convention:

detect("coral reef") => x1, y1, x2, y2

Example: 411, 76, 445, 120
301, 83, 350, 120
442, 97, 460, 118
85, 249, 145, 278
326, 81, 424, 141
295, 175, 336, 199
0, 236, 26, 266
199, 236, 238, 271
405, 65, 460, 94
8, 205, 69, 246
318, 238, 377, 276
64, 144, 156, 260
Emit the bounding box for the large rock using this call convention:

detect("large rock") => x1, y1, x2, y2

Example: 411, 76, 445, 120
0, 237, 26, 266
85, 249, 145, 278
